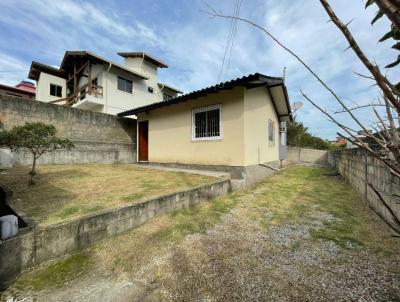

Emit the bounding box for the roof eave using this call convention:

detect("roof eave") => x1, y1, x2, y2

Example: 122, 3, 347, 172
158, 83, 183, 94
60, 50, 149, 80
117, 73, 292, 118
117, 52, 169, 68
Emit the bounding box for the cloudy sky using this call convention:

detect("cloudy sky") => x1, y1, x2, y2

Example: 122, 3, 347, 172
0, 0, 398, 139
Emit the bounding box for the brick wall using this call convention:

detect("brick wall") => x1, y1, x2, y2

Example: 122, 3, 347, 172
329, 148, 400, 232
0, 93, 137, 166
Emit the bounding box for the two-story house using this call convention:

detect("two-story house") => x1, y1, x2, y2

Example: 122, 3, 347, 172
28, 51, 182, 115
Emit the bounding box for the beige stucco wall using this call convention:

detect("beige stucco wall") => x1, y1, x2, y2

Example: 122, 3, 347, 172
243, 86, 280, 166
138, 87, 246, 166
36, 72, 67, 102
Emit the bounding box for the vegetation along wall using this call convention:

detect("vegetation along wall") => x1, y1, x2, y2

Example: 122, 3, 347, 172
329, 148, 400, 234
0, 93, 136, 167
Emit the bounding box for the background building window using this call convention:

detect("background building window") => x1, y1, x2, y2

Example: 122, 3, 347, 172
268, 119, 275, 144
50, 84, 62, 97
192, 104, 222, 141
148, 86, 154, 93
163, 93, 173, 101
117, 76, 132, 93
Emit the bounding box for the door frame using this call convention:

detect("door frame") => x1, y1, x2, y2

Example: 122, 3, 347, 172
137, 120, 149, 162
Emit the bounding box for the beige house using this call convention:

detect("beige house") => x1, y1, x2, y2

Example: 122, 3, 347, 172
118, 73, 292, 181
28, 51, 182, 115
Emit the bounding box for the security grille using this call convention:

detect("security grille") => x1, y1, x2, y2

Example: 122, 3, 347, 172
192, 104, 222, 141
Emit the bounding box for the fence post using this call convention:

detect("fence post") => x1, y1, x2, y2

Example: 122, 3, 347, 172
364, 149, 368, 206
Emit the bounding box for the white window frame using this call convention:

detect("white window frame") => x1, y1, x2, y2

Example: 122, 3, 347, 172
50, 83, 62, 97
117, 76, 133, 94
192, 104, 223, 141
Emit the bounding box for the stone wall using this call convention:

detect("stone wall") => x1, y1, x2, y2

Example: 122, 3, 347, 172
329, 148, 400, 232
0, 93, 136, 167
0, 178, 231, 287
287, 147, 329, 165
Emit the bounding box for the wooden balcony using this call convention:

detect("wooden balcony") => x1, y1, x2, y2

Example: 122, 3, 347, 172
51, 84, 103, 107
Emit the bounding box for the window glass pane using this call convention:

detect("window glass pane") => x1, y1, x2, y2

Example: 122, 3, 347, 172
195, 111, 207, 138
207, 109, 220, 137
56, 86, 62, 97
126, 80, 132, 93
50, 84, 56, 96
117, 77, 125, 91
268, 120, 275, 143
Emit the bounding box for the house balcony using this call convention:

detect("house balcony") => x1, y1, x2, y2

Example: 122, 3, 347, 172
52, 84, 103, 110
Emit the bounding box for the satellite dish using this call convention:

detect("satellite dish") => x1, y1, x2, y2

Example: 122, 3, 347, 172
292, 101, 303, 111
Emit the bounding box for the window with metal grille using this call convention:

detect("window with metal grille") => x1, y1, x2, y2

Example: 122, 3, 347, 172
192, 104, 222, 141
117, 76, 132, 93
268, 119, 275, 144
50, 84, 62, 97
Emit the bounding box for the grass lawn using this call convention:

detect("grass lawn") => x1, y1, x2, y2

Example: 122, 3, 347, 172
3, 166, 400, 301
0, 164, 217, 225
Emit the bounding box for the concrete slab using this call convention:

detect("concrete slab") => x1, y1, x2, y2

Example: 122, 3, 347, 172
133, 163, 231, 179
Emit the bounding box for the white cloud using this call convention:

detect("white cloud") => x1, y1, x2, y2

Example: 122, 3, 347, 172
0, 0, 397, 139
0, 53, 28, 86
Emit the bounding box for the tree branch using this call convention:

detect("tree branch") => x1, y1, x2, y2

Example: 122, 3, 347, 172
319, 0, 400, 110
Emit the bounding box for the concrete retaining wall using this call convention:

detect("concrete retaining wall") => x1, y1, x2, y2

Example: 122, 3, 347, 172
0, 178, 231, 287
0, 93, 136, 167
329, 148, 400, 232
287, 147, 329, 165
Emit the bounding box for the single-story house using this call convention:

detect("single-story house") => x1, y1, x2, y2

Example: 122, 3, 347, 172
118, 73, 292, 182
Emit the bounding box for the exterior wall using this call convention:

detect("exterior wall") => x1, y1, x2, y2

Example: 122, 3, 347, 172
329, 148, 400, 234
287, 147, 329, 165
0, 94, 136, 167
138, 87, 246, 166
103, 65, 160, 115
36, 72, 67, 103
243, 87, 280, 166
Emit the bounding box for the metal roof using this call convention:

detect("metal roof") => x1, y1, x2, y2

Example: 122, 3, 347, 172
118, 73, 292, 121
29, 50, 149, 81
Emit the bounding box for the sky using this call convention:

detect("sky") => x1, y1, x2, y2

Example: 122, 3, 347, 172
0, 0, 398, 140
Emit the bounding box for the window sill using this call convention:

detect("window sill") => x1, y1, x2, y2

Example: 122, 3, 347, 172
192, 137, 223, 142
117, 89, 133, 95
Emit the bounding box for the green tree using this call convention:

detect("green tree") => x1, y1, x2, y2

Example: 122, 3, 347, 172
287, 119, 332, 150
1, 122, 74, 185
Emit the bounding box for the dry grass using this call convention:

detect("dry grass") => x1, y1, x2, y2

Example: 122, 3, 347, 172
3, 166, 400, 301
0, 164, 216, 225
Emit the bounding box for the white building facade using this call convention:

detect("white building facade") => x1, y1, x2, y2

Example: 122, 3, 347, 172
28, 51, 182, 115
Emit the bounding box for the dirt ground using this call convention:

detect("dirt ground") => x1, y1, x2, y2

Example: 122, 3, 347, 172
2, 166, 399, 301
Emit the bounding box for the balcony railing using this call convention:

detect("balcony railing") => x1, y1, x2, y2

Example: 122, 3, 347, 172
51, 84, 103, 106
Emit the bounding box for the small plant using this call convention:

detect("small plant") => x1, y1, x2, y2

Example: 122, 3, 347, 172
0, 122, 74, 185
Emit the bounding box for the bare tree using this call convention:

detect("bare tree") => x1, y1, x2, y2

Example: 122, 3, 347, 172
205, 1, 400, 235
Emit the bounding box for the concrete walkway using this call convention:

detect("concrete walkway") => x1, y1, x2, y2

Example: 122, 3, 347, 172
133, 163, 230, 179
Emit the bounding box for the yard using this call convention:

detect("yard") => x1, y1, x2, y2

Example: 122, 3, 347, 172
2, 166, 400, 301
0, 164, 217, 225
